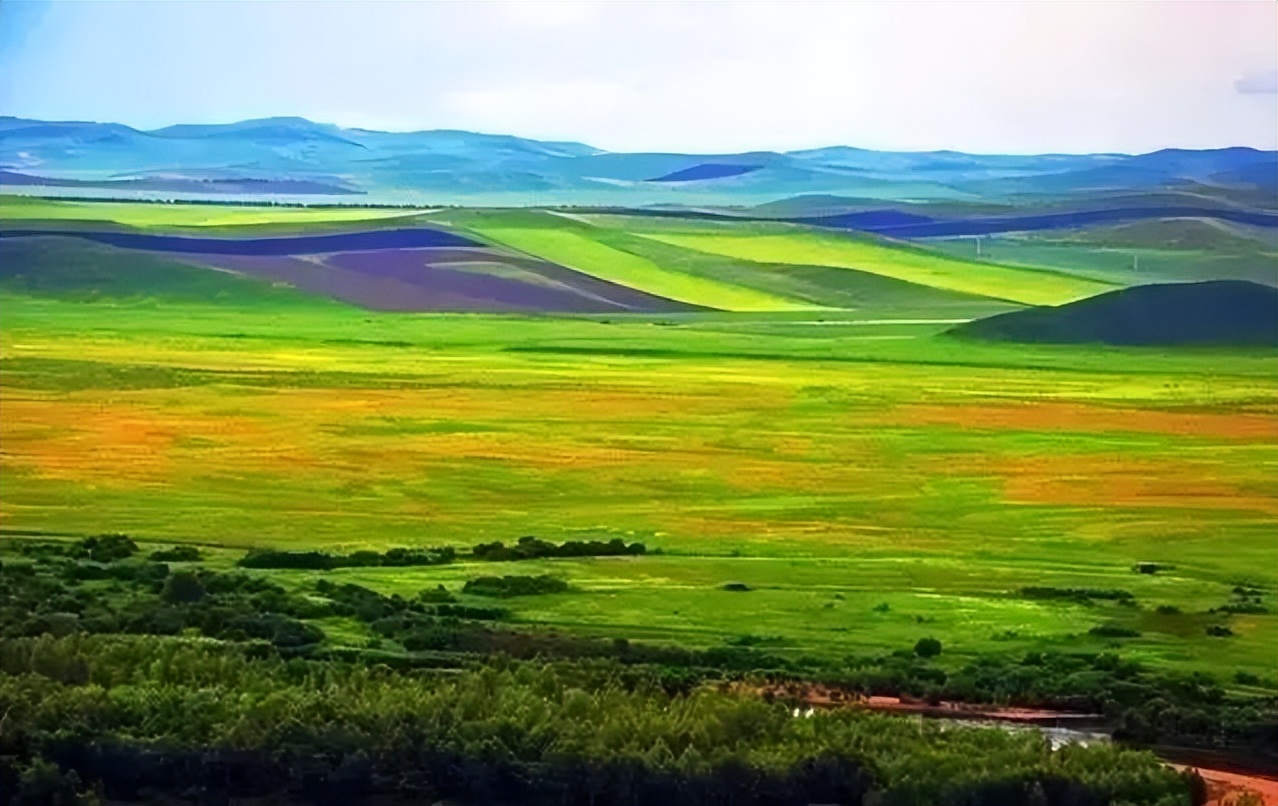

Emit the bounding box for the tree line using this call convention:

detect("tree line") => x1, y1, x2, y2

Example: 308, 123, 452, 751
239, 534, 647, 570
1, 536, 1274, 805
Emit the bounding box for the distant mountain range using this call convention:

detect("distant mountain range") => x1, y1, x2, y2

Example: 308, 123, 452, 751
1, 115, 1275, 208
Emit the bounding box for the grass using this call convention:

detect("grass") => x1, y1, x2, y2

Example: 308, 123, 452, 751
0, 237, 342, 307
0, 194, 426, 228
923, 217, 1278, 289
471, 218, 815, 311
634, 229, 1113, 305
452, 209, 1048, 313
548, 221, 1016, 319
1, 201, 1276, 681
3, 296, 1276, 678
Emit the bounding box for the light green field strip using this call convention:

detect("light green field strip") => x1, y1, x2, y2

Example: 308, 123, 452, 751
0, 196, 424, 228
471, 226, 818, 312
636, 230, 1114, 306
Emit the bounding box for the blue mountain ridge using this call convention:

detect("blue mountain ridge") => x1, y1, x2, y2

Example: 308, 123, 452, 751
1, 116, 1274, 209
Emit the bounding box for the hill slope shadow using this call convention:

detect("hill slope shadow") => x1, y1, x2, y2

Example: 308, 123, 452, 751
949, 280, 1278, 347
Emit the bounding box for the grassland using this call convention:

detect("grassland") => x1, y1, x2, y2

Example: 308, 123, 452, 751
634, 230, 1111, 305
449, 209, 1112, 308
925, 218, 1278, 288
2, 200, 1276, 683
485, 213, 1015, 317
0, 194, 427, 227
471, 223, 811, 311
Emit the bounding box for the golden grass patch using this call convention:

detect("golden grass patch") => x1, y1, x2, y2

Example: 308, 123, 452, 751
937, 452, 1278, 516
892, 401, 1278, 441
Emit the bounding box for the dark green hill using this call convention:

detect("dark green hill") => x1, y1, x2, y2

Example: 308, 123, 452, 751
0, 236, 327, 306
950, 280, 1278, 346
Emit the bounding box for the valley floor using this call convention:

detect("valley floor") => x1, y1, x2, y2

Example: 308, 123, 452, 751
2, 294, 1275, 681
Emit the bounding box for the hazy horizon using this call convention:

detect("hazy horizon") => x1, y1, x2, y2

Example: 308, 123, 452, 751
2, 0, 1275, 155
5, 111, 1278, 159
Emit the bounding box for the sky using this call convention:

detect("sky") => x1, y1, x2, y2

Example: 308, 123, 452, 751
1, 0, 1275, 155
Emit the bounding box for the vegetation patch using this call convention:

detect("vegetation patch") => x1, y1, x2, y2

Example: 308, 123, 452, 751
462, 575, 571, 598
1020, 587, 1137, 606
1088, 624, 1142, 639
240, 537, 646, 571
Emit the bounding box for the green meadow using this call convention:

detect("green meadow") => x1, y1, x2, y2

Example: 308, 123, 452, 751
0, 194, 424, 228
445, 208, 1111, 309
2, 199, 1276, 683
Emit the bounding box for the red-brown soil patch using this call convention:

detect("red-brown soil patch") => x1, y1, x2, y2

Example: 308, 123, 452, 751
1169, 764, 1278, 806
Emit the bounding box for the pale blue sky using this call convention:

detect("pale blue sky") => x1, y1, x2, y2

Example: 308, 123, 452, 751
1, 0, 1275, 154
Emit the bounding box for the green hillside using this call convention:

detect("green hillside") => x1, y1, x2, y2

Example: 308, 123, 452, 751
565, 225, 1016, 318
458, 211, 1071, 313
0, 236, 333, 307
635, 229, 1114, 306
467, 213, 817, 312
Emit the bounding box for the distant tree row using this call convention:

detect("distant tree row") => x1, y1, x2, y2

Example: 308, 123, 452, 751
239, 546, 457, 570
239, 535, 645, 570
472, 534, 647, 561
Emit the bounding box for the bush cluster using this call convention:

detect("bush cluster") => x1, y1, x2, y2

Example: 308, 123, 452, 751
462, 574, 570, 598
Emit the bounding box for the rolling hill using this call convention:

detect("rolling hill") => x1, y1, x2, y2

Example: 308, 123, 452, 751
0, 226, 710, 314
950, 280, 1278, 346
627, 228, 1112, 306
1, 202, 1055, 315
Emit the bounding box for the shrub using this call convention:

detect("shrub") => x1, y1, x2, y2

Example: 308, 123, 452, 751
239, 547, 455, 570
148, 546, 202, 563
1021, 586, 1135, 604
239, 549, 336, 570
94, 560, 169, 588
1088, 624, 1141, 638
1206, 625, 1235, 638
471, 536, 646, 562
228, 613, 324, 648
1212, 602, 1270, 615
721, 582, 753, 592
161, 571, 206, 604
462, 575, 569, 598
913, 638, 943, 658
416, 585, 456, 604
70, 533, 137, 563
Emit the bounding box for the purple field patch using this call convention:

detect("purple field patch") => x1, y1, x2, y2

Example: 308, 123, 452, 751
191, 248, 703, 313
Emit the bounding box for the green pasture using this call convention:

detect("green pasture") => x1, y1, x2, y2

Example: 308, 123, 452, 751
2, 200, 1276, 680
0, 194, 425, 228
3, 297, 1276, 679
447, 209, 1111, 309
472, 222, 811, 311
